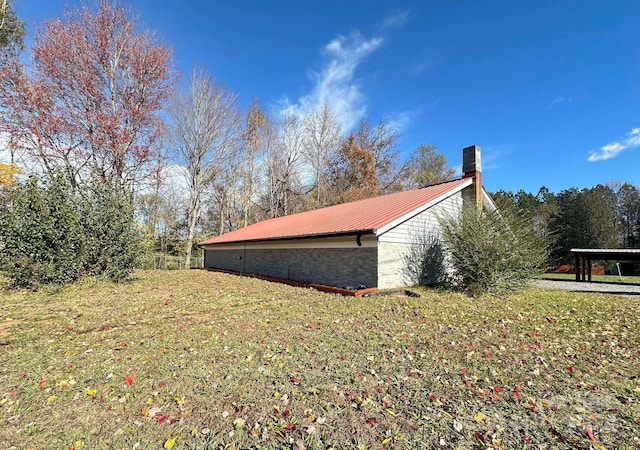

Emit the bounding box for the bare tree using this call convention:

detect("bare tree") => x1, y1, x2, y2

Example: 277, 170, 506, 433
167, 66, 240, 267
240, 99, 268, 227
303, 100, 341, 207
261, 114, 305, 218
355, 118, 406, 192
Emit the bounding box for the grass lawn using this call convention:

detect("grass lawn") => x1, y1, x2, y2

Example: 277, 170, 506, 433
539, 273, 640, 285
1, 270, 639, 449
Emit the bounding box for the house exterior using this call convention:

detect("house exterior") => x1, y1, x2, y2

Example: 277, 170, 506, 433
199, 145, 493, 290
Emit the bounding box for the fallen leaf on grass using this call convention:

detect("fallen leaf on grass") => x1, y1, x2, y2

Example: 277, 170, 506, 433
125, 373, 135, 386
585, 426, 596, 442
474, 412, 487, 423
164, 436, 176, 449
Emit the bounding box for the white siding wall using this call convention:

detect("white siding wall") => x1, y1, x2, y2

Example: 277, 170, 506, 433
376, 190, 465, 289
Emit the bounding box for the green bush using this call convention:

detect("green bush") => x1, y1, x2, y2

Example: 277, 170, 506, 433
0, 173, 142, 288
79, 177, 142, 281
0, 174, 85, 287
439, 204, 548, 296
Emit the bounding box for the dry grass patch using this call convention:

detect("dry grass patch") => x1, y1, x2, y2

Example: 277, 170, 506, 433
1, 270, 639, 449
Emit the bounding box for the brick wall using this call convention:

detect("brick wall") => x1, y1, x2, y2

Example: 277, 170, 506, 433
205, 246, 378, 289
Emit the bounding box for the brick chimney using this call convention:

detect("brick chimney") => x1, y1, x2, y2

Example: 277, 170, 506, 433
462, 145, 482, 210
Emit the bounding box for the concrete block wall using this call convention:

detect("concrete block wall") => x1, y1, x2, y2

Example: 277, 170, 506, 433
204, 246, 378, 289
377, 241, 411, 289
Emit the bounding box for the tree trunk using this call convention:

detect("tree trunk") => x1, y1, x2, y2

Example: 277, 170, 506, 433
184, 194, 200, 268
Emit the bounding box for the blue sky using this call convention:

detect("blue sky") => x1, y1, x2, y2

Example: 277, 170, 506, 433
13, 1, 640, 193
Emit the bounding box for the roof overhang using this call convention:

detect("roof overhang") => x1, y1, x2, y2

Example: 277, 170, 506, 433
199, 229, 377, 248
375, 177, 473, 236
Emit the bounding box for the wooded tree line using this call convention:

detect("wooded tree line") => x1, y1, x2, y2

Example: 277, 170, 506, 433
0, 0, 457, 268
492, 182, 640, 265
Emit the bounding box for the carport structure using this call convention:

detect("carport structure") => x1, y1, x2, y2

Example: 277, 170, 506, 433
571, 248, 640, 281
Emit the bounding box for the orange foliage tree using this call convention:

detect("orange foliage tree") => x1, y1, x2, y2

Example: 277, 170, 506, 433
327, 133, 380, 204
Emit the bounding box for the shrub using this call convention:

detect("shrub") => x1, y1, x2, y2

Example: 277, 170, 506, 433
439, 204, 547, 296
0, 173, 142, 288
0, 173, 85, 288
79, 177, 142, 282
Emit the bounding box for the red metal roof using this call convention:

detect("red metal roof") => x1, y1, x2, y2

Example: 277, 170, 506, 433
199, 178, 472, 245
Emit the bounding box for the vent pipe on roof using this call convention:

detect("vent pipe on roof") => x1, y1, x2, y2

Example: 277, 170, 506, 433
462, 145, 482, 210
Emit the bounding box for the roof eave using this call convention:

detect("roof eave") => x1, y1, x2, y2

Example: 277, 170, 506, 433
199, 229, 377, 247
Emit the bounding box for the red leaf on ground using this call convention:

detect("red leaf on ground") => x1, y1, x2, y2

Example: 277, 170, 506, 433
125, 373, 135, 386
285, 422, 295, 430
38, 379, 46, 387
585, 426, 596, 442
566, 366, 574, 374
157, 413, 168, 423
290, 376, 300, 384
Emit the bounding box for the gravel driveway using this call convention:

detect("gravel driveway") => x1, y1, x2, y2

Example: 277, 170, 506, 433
534, 279, 640, 296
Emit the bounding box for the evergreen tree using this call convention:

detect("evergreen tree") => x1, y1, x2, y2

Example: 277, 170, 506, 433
550, 187, 618, 264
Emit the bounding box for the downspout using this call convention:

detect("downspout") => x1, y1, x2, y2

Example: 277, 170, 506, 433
243, 243, 247, 274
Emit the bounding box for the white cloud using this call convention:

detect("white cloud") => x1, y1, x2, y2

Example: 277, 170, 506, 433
381, 10, 410, 29
550, 96, 572, 108
279, 31, 383, 132
478, 145, 509, 172
384, 110, 417, 135
588, 127, 640, 162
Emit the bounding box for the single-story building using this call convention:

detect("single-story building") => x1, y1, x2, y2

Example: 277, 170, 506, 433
199, 145, 494, 290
